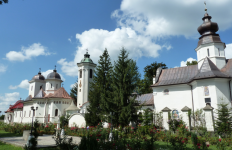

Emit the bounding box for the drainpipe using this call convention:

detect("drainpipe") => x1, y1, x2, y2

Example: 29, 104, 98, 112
188, 84, 195, 128
229, 79, 232, 104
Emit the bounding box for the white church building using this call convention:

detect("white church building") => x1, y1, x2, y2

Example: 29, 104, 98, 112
151, 9, 232, 131
4, 6, 232, 131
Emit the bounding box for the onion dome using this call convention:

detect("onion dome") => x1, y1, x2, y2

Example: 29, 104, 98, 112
80, 51, 94, 63
197, 13, 219, 36
196, 4, 224, 48
47, 67, 61, 80
31, 69, 45, 81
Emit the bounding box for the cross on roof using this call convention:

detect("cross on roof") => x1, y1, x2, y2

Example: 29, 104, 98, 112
204, 1, 207, 12
39, 68, 41, 73
55, 65, 56, 70
86, 49, 88, 53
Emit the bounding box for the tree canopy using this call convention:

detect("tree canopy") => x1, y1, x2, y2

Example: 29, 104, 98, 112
186, 61, 198, 66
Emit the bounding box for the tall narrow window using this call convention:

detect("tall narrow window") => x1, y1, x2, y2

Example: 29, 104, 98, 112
51, 83, 52, 88
207, 48, 210, 56
90, 69, 92, 78
56, 84, 58, 89
80, 70, 82, 78
31, 86, 33, 91
218, 48, 220, 56
29, 111, 31, 117
55, 109, 58, 116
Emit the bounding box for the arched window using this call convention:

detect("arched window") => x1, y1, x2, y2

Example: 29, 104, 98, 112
62, 101, 64, 104
80, 70, 82, 78
90, 69, 92, 78
51, 83, 52, 88
204, 86, 209, 96
56, 84, 58, 89
164, 89, 169, 95
55, 109, 58, 116
59, 101, 61, 104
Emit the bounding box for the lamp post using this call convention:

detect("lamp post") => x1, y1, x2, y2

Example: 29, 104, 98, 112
109, 112, 114, 141
27, 106, 38, 147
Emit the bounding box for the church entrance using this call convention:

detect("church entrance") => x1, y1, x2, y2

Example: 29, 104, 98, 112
48, 114, 50, 122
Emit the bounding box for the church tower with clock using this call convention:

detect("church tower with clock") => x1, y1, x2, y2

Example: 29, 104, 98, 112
77, 50, 97, 109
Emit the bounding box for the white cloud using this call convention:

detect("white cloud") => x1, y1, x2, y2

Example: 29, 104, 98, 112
5, 43, 52, 62
68, 38, 71, 42
0, 64, 7, 73
9, 79, 29, 90
58, 27, 171, 77
0, 92, 20, 112
225, 43, 232, 59
70, 83, 77, 89
41, 69, 66, 81
112, 0, 232, 38
180, 57, 197, 67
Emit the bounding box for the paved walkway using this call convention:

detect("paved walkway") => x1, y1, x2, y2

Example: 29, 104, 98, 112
0, 135, 82, 148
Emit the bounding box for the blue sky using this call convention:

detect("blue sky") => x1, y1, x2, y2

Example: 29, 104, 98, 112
1, 0, 232, 113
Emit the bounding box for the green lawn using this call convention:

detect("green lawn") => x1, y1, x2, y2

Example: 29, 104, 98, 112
0, 130, 22, 138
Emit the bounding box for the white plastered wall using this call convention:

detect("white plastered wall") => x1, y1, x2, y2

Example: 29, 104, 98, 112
153, 84, 193, 115
196, 43, 226, 69
45, 79, 62, 94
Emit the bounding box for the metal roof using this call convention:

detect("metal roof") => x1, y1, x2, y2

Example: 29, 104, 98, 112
47, 70, 61, 80
151, 57, 230, 87
135, 93, 154, 106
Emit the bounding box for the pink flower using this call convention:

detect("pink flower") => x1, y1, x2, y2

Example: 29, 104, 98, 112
219, 139, 222, 142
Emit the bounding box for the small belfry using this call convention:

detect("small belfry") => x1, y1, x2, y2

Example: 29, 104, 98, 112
77, 49, 96, 109
195, 2, 226, 69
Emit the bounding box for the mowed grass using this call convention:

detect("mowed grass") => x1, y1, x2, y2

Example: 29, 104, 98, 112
0, 130, 22, 138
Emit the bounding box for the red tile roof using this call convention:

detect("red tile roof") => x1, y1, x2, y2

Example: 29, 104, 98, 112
44, 87, 73, 99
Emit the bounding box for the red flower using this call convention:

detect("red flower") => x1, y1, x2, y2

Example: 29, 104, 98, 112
197, 143, 200, 146
182, 140, 185, 143
113, 143, 115, 146
219, 139, 222, 142
97, 139, 99, 141
198, 146, 200, 149
207, 144, 209, 147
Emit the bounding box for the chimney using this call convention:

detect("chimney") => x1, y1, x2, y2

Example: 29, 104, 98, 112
153, 75, 156, 84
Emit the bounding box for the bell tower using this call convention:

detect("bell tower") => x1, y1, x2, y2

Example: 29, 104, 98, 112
195, 2, 226, 69
76, 50, 96, 108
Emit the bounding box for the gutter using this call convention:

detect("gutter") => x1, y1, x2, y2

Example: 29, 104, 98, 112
188, 84, 195, 128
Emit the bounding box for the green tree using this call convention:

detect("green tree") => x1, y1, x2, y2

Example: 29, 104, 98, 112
215, 103, 232, 137
85, 48, 113, 126
111, 47, 141, 127
70, 79, 78, 105
186, 60, 198, 66
141, 109, 153, 126
138, 62, 167, 94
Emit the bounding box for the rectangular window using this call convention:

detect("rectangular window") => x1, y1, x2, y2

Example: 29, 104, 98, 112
218, 48, 220, 56
51, 83, 52, 88
55, 109, 58, 116
90, 69, 92, 78
80, 70, 82, 78
56, 84, 58, 89
207, 48, 210, 56
31, 86, 33, 91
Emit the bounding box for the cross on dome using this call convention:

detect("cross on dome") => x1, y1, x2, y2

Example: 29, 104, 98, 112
39, 68, 41, 73
86, 48, 88, 53
54, 65, 56, 70
204, 1, 207, 12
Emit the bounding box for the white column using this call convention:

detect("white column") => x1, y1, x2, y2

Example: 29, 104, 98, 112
181, 106, 191, 130
162, 107, 171, 130
82, 69, 85, 105
203, 104, 214, 131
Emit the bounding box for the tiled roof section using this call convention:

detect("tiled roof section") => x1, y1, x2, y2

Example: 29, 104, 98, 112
181, 106, 191, 111
221, 59, 232, 76
5, 108, 13, 113
34, 88, 46, 98
135, 93, 154, 106
151, 65, 198, 87
193, 57, 229, 80
25, 95, 32, 101
44, 87, 72, 99
10, 100, 24, 109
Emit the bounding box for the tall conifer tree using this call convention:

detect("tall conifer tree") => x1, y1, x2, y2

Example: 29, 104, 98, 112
85, 48, 113, 125
111, 48, 141, 127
